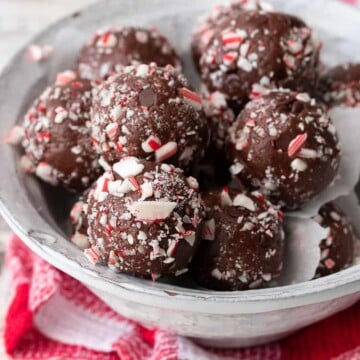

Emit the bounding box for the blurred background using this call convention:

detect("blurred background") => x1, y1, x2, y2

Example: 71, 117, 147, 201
0, 1, 97, 356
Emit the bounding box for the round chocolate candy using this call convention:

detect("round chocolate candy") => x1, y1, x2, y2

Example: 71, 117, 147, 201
90, 63, 209, 171
227, 91, 340, 209
77, 26, 181, 80
85, 157, 204, 279
199, 10, 320, 109
192, 187, 284, 290
21, 70, 101, 191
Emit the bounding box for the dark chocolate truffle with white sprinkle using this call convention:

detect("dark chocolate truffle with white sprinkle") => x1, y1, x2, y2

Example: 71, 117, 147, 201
21, 70, 101, 191
314, 202, 355, 278
199, 10, 321, 109
319, 63, 360, 108
90, 63, 209, 171
192, 187, 284, 290
77, 27, 182, 80
227, 91, 341, 209
85, 157, 204, 279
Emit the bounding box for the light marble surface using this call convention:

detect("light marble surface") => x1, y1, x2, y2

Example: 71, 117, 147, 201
0, 1, 98, 357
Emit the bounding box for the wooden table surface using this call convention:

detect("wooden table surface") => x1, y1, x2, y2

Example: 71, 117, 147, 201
0, 1, 98, 356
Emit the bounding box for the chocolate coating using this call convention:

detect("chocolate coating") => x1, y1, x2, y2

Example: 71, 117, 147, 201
319, 63, 360, 108
199, 11, 320, 108
77, 27, 181, 80
314, 202, 354, 278
191, 0, 271, 68
227, 91, 340, 209
192, 187, 284, 290
86, 157, 204, 279
22, 70, 101, 191
90, 63, 209, 171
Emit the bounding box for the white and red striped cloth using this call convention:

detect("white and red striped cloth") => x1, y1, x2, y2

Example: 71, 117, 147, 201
5, 236, 360, 360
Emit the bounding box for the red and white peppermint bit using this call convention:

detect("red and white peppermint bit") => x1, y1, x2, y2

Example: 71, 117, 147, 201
151, 274, 160, 281
220, 187, 232, 207
35, 162, 58, 186
141, 135, 162, 153
105, 123, 119, 140
324, 258, 335, 269
128, 177, 140, 191
167, 239, 179, 257
54, 106, 68, 124
223, 52, 237, 66
202, 219, 215, 241
71, 232, 89, 250
277, 210, 284, 222
288, 133, 308, 157
70, 202, 83, 224
20, 155, 35, 174
56, 70, 77, 86
113, 157, 144, 179
186, 176, 199, 191
222, 32, 244, 47
84, 246, 101, 265
179, 88, 202, 111
115, 142, 123, 153
5, 126, 24, 145
27, 44, 53, 62
155, 142, 178, 162
97, 32, 117, 47
233, 194, 256, 211
129, 201, 177, 221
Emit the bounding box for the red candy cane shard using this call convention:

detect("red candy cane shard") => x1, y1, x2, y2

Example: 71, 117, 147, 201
56, 70, 77, 86
128, 176, 140, 191
84, 246, 101, 265
141, 135, 162, 153
202, 219, 216, 241
155, 142, 178, 162
288, 133, 308, 157
179, 88, 202, 110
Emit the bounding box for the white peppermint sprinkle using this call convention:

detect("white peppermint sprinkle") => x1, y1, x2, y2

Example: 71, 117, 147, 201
233, 194, 256, 211
113, 157, 144, 178
291, 158, 308, 172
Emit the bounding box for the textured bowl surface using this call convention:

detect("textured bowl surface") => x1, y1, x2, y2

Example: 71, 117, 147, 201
0, 0, 360, 347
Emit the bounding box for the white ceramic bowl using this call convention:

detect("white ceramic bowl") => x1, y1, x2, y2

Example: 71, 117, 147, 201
0, 0, 360, 348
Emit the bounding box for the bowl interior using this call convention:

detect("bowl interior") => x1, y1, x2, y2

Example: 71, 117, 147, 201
0, 0, 360, 313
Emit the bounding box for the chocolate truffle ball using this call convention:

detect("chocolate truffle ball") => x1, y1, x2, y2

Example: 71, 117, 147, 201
85, 157, 204, 279
77, 27, 182, 80
319, 63, 360, 108
227, 91, 341, 209
21, 70, 101, 191
90, 63, 209, 171
199, 11, 320, 109
191, 0, 272, 69
192, 187, 284, 290
314, 202, 354, 278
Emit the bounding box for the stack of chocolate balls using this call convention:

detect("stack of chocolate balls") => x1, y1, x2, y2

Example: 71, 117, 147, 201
8, 2, 358, 291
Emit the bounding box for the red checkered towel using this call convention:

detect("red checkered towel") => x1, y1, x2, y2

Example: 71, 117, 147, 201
3, 236, 360, 360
